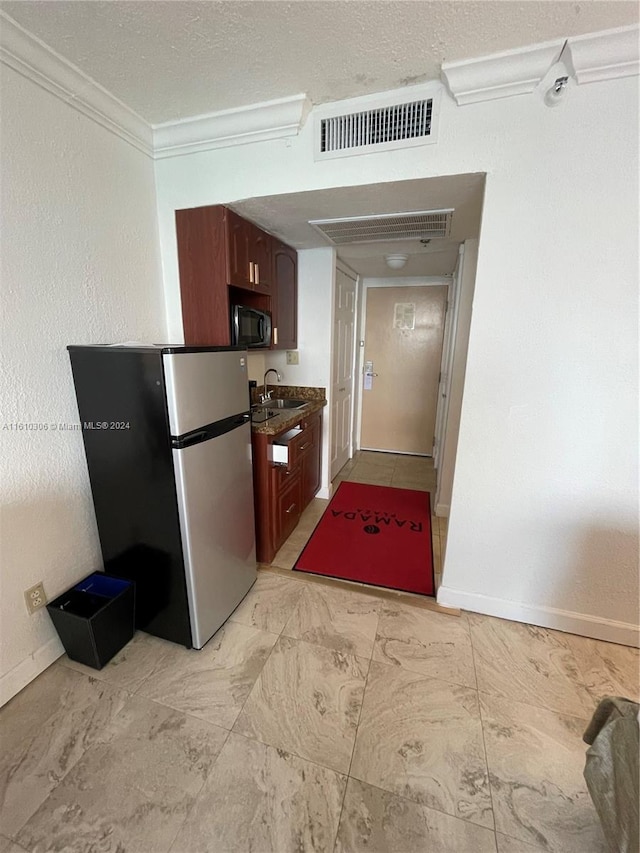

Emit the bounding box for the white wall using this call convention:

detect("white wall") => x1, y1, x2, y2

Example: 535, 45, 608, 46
246, 352, 266, 384
155, 70, 639, 645
263, 248, 336, 498
436, 239, 479, 515
0, 66, 165, 703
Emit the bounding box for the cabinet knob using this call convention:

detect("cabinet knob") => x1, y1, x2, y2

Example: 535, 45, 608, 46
286, 503, 296, 514
273, 327, 278, 346
255, 263, 260, 285
249, 261, 254, 284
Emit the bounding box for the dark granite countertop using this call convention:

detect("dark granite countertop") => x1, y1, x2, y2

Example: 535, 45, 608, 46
250, 385, 327, 436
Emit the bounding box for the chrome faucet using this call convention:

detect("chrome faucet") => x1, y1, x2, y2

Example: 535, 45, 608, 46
262, 368, 282, 402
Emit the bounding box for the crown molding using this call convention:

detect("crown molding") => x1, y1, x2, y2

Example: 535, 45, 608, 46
3, 8, 636, 153
0, 12, 309, 160
152, 94, 311, 159
0, 11, 153, 156
567, 25, 640, 85
441, 39, 563, 105
442, 25, 640, 105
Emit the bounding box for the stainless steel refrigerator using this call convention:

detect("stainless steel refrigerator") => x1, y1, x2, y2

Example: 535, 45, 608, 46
67, 345, 257, 649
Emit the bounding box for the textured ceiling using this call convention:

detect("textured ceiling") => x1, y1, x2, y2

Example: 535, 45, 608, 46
234, 173, 484, 277
2, 1, 638, 123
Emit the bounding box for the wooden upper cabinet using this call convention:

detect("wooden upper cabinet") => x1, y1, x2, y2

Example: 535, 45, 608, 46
225, 208, 252, 290
224, 210, 272, 293
176, 205, 231, 346
176, 203, 297, 347
272, 239, 298, 350
251, 225, 272, 294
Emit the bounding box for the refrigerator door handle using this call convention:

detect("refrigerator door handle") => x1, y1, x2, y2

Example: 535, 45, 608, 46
172, 430, 208, 449
171, 412, 250, 449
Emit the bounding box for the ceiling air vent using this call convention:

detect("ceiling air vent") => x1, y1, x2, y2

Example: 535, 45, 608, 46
313, 83, 441, 161
309, 210, 454, 245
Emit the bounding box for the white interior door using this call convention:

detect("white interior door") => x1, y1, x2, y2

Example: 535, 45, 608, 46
330, 266, 357, 479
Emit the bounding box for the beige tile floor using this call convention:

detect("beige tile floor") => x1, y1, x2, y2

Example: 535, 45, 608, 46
2, 573, 638, 852
2, 454, 638, 851
272, 450, 448, 591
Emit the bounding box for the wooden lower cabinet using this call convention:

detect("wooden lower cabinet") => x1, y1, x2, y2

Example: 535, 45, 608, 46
273, 472, 302, 546
252, 409, 322, 564
300, 416, 321, 505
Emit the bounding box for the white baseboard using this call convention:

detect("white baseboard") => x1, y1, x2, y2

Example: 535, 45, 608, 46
435, 503, 450, 517
436, 586, 640, 648
0, 635, 64, 707
317, 486, 332, 500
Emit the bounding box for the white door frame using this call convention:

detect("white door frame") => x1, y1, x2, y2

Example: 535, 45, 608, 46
433, 246, 463, 469
355, 276, 456, 458
330, 260, 360, 479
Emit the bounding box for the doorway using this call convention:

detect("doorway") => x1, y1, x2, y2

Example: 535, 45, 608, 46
359, 282, 449, 456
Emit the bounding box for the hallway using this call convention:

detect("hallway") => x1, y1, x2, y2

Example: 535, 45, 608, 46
270, 451, 446, 592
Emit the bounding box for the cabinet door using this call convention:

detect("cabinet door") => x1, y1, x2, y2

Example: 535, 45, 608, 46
273, 471, 302, 548
176, 205, 231, 345
272, 239, 298, 350
301, 414, 322, 507
225, 208, 252, 289
251, 225, 272, 294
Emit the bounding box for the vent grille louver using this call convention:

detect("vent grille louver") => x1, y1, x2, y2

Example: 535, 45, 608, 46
320, 99, 432, 154
309, 210, 454, 245
313, 83, 441, 161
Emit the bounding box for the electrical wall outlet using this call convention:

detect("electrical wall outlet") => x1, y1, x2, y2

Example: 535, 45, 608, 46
24, 582, 47, 614
286, 350, 299, 365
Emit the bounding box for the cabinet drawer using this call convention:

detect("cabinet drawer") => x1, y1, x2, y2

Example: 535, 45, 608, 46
272, 423, 313, 470
292, 429, 314, 466
272, 461, 299, 491
274, 473, 302, 546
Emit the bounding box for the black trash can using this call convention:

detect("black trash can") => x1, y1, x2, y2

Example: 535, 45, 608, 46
47, 572, 135, 669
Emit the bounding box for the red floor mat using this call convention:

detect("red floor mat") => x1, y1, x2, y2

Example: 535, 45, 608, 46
294, 481, 434, 596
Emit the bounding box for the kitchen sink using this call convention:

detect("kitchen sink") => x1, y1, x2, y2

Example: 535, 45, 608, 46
261, 398, 307, 410
251, 398, 307, 424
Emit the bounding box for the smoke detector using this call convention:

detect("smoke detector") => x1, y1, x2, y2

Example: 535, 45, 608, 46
385, 254, 409, 270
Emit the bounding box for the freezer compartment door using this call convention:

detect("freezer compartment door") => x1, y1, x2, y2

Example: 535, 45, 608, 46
163, 350, 249, 436
172, 420, 257, 648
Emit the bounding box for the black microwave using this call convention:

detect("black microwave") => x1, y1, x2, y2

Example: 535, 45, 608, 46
231, 305, 272, 348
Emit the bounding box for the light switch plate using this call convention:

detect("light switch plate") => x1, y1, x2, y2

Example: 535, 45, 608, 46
286, 350, 299, 365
